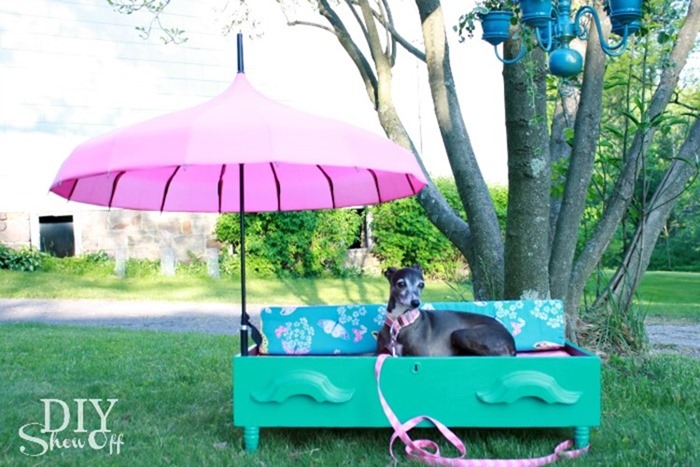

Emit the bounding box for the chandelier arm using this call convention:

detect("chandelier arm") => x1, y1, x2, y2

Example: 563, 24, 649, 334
574, 5, 630, 57
493, 42, 527, 64
535, 22, 556, 53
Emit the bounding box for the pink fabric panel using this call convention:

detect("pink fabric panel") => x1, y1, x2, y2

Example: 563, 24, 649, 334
275, 163, 333, 211
242, 164, 281, 212
160, 165, 220, 212
67, 175, 115, 207
376, 171, 414, 203
109, 168, 174, 211
321, 166, 381, 207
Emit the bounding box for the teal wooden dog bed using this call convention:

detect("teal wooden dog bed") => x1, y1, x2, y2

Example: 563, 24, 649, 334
233, 300, 601, 454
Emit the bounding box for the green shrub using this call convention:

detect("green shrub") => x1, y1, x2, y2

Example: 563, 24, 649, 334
84, 251, 110, 264
370, 196, 464, 278
215, 209, 362, 278
124, 258, 160, 278
489, 185, 509, 234
41, 251, 114, 276
0, 245, 43, 272
0, 244, 12, 269
214, 180, 509, 280
175, 251, 209, 277
370, 178, 506, 279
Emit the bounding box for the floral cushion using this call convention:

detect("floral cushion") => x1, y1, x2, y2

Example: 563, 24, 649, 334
258, 300, 565, 355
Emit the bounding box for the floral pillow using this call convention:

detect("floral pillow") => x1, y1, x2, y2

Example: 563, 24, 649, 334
259, 304, 385, 355
258, 300, 565, 355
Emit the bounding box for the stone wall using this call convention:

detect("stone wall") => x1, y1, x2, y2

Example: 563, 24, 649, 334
80, 210, 221, 261
0, 212, 32, 249
0, 210, 221, 262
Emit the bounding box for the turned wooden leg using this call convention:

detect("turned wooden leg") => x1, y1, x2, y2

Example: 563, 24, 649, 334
243, 426, 259, 452
574, 426, 590, 449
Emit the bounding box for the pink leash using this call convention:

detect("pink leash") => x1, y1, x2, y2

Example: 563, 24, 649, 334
375, 354, 590, 465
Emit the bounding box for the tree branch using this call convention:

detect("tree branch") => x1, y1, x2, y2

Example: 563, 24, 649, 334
286, 19, 337, 35
316, 0, 379, 108
358, 0, 392, 78
346, 0, 426, 62
378, 0, 397, 66
343, 0, 372, 48
548, 88, 579, 248
671, 92, 700, 117
549, 6, 608, 304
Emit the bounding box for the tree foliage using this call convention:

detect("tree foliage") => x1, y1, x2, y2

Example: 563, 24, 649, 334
370, 179, 507, 278
215, 209, 362, 277
649, 181, 700, 271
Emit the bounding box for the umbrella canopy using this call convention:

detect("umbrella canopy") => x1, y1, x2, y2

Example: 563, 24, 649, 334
50, 72, 426, 213
50, 37, 427, 354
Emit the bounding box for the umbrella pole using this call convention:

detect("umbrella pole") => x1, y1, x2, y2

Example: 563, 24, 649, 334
237, 32, 249, 356
240, 163, 249, 356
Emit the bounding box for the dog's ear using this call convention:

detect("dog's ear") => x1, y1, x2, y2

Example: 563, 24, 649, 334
412, 264, 422, 273
384, 267, 397, 282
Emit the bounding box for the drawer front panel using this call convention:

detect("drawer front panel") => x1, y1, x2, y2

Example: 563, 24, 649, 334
233, 354, 600, 428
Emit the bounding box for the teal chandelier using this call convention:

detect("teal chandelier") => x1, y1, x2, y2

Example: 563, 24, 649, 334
476, 0, 643, 76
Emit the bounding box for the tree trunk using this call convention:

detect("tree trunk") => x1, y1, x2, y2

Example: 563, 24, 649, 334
501, 43, 551, 299
549, 12, 607, 309
548, 88, 579, 247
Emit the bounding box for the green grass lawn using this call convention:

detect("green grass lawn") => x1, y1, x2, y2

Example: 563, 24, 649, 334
636, 271, 700, 321
0, 324, 698, 466
1, 269, 698, 322
0, 269, 462, 305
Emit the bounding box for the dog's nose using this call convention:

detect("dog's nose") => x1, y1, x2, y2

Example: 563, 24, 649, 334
410, 299, 420, 309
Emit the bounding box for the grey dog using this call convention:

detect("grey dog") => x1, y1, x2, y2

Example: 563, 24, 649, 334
376, 265, 516, 356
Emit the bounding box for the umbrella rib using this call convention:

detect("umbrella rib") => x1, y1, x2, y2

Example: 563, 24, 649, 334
107, 172, 125, 209
269, 162, 281, 211
316, 166, 336, 209
160, 166, 181, 212
66, 179, 78, 201
406, 173, 419, 194
368, 169, 382, 203
217, 165, 226, 213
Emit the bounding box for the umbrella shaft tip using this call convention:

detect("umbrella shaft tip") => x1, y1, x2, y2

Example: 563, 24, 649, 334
237, 34, 244, 73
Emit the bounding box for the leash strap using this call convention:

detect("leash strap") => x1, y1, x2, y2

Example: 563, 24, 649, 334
375, 354, 590, 466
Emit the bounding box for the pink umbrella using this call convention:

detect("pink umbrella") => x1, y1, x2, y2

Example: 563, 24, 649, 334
50, 35, 427, 353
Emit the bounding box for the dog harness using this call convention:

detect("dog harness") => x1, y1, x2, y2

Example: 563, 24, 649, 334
376, 317, 591, 465
385, 308, 420, 356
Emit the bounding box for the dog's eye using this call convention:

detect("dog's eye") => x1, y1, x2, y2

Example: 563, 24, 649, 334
397, 280, 406, 289
418, 282, 425, 289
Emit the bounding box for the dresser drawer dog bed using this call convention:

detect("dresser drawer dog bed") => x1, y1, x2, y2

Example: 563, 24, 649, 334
233, 300, 601, 455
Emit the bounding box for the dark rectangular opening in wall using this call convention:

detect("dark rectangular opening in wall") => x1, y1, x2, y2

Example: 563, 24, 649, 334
350, 209, 371, 249
39, 215, 75, 257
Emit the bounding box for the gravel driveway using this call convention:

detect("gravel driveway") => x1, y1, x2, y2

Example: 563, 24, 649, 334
646, 321, 700, 358
0, 298, 262, 335
1, 298, 698, 358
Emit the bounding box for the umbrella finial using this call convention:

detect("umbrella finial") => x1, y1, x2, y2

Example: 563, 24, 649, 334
237, 32, 244, 73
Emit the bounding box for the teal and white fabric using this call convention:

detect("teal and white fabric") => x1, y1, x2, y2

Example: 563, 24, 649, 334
259, 300, 565, 355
